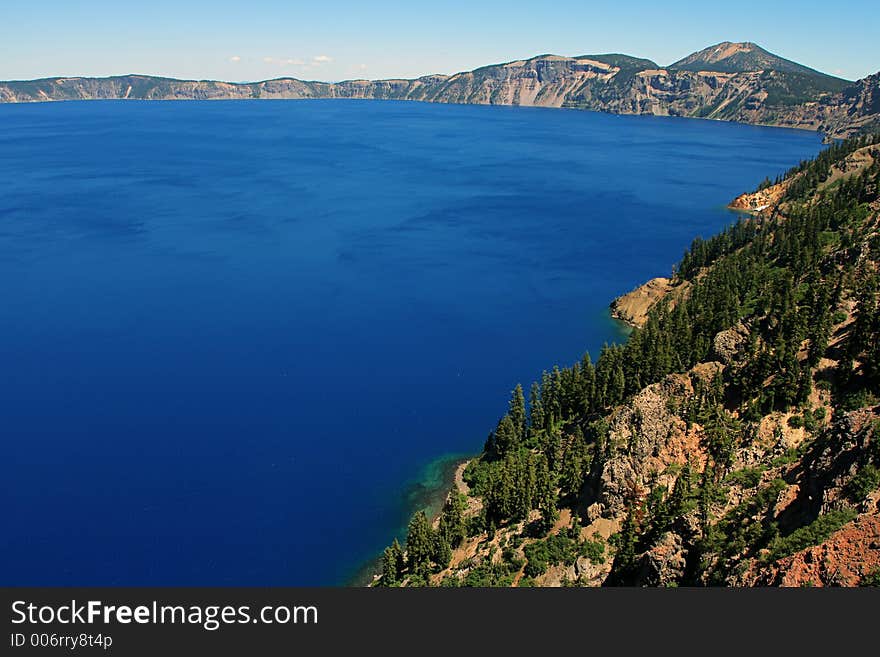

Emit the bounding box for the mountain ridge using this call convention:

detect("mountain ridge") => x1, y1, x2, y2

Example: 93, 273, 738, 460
1, 42, 878, 140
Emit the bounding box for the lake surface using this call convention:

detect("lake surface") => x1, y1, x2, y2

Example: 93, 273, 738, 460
0, 99, 821, 584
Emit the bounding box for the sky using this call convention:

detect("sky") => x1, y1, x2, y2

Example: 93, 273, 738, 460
2, 0, 879, 83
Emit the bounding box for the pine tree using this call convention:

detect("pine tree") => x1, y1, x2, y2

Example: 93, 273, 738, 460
406, 511, 434, 574
438, 492, 466, 548
611, 507, 638, 583
391, 538, 404, 574
559, 427, 585, 498
528, 381, 544, 441
610, 365, 626, 406
580, 352, 596, 415
535, 455, 558, 530
433, 533, 452, 569
492, 414, 518, 457
511, 452, 535, 520
698, 465, 715, 532
382, 540, 403, 585
509, 384, 526, 442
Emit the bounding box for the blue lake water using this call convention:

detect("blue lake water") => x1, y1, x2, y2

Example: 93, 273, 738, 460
0, 99, 821, 585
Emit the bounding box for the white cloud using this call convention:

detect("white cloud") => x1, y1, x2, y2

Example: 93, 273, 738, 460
358, 63, 368, 71
312, 55, 333, 64
229, 56, 241, 63
262, 56, 309, 68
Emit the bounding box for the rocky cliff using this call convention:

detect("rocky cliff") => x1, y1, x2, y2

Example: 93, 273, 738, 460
2, 42, 878, 140
610, 277, 676, 328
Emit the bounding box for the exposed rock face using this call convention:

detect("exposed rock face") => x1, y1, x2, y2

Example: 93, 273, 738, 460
801, 410, 876, 515
568, 555, 608, 585
746, 515, 880, 587
822, 73, 880, 139
597, 372, 707, 516
718, 409, 880, 586
635, 532, 688, 586
711, 322, 750, 364
2, 43, 878, 139
609, 277, 673, 328
415, 56, 621, 107
729, 181, 789, 213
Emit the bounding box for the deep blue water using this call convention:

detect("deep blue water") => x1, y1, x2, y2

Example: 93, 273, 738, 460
0, 100, 821, 585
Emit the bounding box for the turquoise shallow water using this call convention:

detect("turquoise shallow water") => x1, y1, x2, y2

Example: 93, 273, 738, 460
0, 99, 822, 584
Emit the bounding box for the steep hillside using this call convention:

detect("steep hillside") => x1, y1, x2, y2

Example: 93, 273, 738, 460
1, 43, 877, 140
822, 73, 880, 138
377, 133, 880, 587
418, 55, 622, 107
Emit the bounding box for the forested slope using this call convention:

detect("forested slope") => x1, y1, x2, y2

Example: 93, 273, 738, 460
378, 133, 880, 587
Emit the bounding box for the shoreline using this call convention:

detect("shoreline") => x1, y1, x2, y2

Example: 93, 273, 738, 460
346, 452, 473, 587
0, 94, 830, 138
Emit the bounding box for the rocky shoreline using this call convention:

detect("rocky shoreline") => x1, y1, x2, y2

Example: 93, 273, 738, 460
354, 454, 473, 586
609, 277, 674, 328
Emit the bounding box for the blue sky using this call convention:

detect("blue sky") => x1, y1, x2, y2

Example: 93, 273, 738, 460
3, 0, 878, 82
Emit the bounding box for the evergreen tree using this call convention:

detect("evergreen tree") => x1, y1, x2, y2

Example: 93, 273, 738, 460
560, 427, 586, 498
529, 381, 544, 440
492, 414, 519, 457
433, 533, 452, 569
391, 537, 404, 574
535, 455, 558, 531
406, 511, 434, 574
438, 492, 466, 548
509, 384, 527, 442
382, 539, 404, 585
610, 507, 638, 583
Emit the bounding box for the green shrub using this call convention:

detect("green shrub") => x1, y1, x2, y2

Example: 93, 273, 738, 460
523, 553, 548, 578
771, 448, 800, 467
462, 458, 492, 494
502, 547, 524, 571
726, 466, 766, 488
579, 539, 606, 564
466, 513, 485, 538
765, 508, 857, 562
523, 533, 581, 577
454, 558, 519, 587
845, 465, 880, 502
801, 409, 818, 432
839, 389, 877, 412
861, 568, 880, 587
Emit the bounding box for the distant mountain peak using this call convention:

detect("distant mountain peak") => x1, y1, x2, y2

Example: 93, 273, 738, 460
670, 41, 846, 81
708, 41, 760, 54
